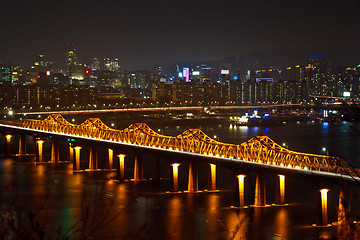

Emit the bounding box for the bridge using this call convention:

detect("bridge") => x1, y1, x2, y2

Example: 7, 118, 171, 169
0, 113, 359, 227
12, 103, 302, 115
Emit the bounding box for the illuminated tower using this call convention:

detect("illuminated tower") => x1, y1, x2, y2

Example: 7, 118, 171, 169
34, 54, 45, 68
66, 43, 78, 73
103, 58, 120, 71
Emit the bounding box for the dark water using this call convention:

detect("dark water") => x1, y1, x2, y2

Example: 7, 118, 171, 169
1, 120, 360, 239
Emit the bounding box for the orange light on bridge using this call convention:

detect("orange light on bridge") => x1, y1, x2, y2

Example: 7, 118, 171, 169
117, 154, 126, 180
5, 134, 12, 154
278, 175, 285, 204
237, 175, 246, 207
320, 189, 329, 226
209, 164, 216, 190
5, 134, 12, 141
108, 149, 113, 169
37, 139, 44, 162
172, 163, 180, 192
74, 146, 82, 170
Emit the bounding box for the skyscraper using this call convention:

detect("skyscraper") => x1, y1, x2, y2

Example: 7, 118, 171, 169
65, 43, 78, 73
103, 58, 120, 71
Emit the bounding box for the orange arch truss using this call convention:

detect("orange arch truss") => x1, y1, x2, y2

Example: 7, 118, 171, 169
21, 114, 354, 175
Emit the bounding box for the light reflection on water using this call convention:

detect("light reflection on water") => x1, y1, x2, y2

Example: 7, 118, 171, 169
1, 121, 359, 239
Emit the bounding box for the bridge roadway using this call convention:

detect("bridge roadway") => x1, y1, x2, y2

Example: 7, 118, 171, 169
0, 114, 359, 184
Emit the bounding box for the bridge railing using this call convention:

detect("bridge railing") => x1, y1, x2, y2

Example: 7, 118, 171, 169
20, 114, 355, 176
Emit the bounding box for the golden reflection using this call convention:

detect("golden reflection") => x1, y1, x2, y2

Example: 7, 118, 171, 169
225, 210, 248, 239
167, 196, 182, 239
274, 208, 289, 239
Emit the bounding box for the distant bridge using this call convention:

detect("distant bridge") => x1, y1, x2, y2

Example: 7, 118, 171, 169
14, 103, 302, 115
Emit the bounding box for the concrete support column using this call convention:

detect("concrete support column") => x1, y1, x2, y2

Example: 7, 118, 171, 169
36, 139, 44, 162
338, 184, 350, 235
117, 154, 126, 180
51, 139, 59, 163
171, 163, 180, 192
319, 189, 330, 226
88, 145, 97, 170
19, 134, 26, 155
69, 143, 74, 164
187, 162, 198, 192
134, 154, 143, 181
5, 134, 12, 155
237, 175, 246, 207
276, 174, 285, 205
208, 164, 216, 191
108, 148, 114, 169
152, 156, 160, 182
74, 146, 82, 171
254, 173, 266, 206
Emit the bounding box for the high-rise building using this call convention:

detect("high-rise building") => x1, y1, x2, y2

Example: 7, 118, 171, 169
65, 43, 78, 72
103, 58, 120, 72
201, 65, 212, 82
34, 54, 45, 68
154, 65, 162, 82
183, 68, 190, 82
0, 65, 12, 85
81, 55, 100, 70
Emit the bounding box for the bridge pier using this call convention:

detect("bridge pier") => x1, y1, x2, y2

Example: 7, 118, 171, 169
275, 174, 285, 205
208, 164, 216, 191
152, 156, 160, 182
5, 134, 12, 155
338, 184, 350, 236
187, 162, 198, 192
117, 154, 126, 180
254, 173, 266, 206
134, 154, 143, 181
36, 139, 45, 162
171, 163, 181, 192
18, 134, 26, 155
88, 145, 98, 170
74, 146, 82, 171
108, 149, 114, 169
237, 174, 246, 207
69, 143, 74, 164
318, 188, 330, 226
51, 139, 59, 163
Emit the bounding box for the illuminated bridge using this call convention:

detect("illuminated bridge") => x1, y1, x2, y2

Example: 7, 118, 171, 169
0, 113, 359, 226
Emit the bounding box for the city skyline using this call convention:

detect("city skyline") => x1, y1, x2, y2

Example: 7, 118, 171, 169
1, 0, 360, 69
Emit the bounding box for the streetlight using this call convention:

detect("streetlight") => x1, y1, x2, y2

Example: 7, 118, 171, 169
322, 147, 329, 156
282, 143, 288, 149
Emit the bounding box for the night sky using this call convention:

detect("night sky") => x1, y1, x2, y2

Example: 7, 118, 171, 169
1, 0, 359, 69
